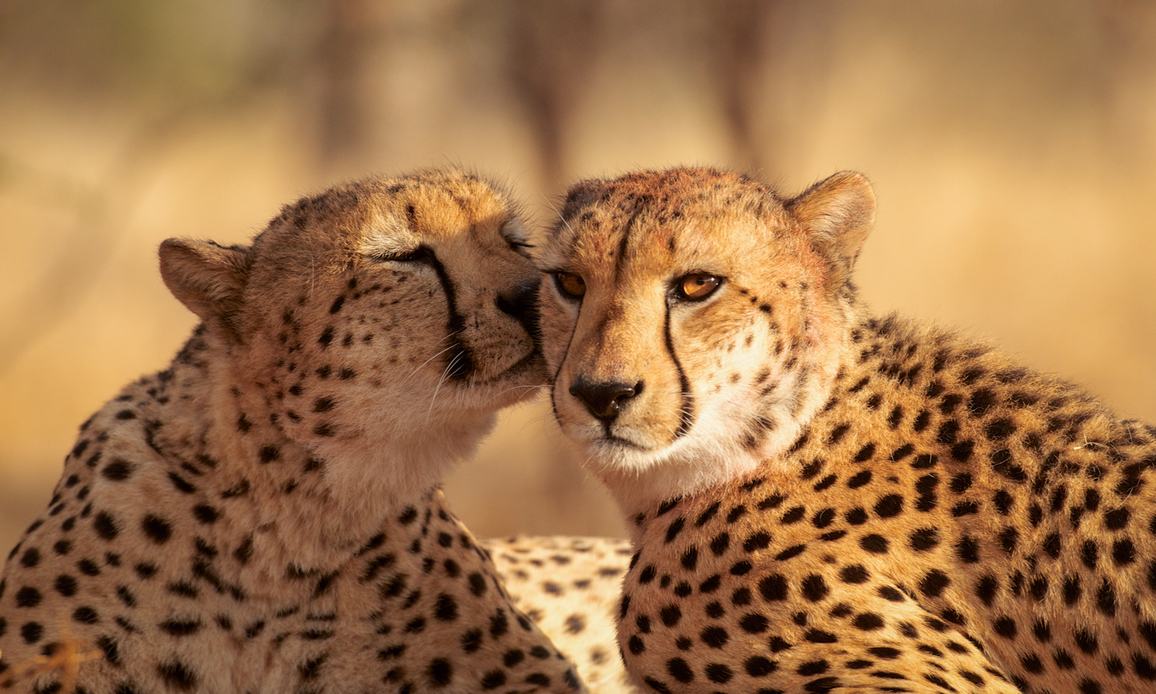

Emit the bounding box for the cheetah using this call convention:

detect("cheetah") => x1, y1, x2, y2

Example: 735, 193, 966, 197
0, 168, 595, 693
535, 166, 1156, 693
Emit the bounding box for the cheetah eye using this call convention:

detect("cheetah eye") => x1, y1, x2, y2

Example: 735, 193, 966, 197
501, 220, 534, 258
552, 272, 586, 300
674, 273, 723, 301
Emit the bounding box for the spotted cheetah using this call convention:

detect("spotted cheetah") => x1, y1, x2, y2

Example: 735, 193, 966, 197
0, 168, 595, 693
536, 166, 1156, 693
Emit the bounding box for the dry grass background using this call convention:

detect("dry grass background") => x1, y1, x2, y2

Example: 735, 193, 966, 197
2, 0, 1156, 557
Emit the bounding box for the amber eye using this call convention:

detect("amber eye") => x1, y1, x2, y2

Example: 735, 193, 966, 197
676, 273, 723, 301
553, 272, 587, 299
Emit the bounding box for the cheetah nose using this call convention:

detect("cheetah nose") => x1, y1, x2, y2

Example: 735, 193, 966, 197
496, 279, 541, 335
569, 378, 642, 422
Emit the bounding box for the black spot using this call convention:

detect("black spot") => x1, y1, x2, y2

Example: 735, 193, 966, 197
993, 617, 1017, 639
159, 619, 201, 636
801, 575, 829, 602
101, 460, 133, 481
739, 613, 769, 633
804, 630, 837, 643
19, 548, 40, 568
21, 621, 44, 643
695, 502, 719, 526
873, 494, 904, 518
141, 515, 172, 544
758, 574, 788, 601
667, 657, 694, 683
775, 544, 805, 561
910, 528, 938, 551
157, 659, 198, 691
919, 570, 951, 598
168, 472, 195, 494
54, 574, 78, 597
839, 565, 869, 584
950, 440, 975, 462
845, 507, 868, 525
956, 536, 980, 563
427, 658, 453, 686
878, 586, 906, 602
1096, 579, 1117, 616
15, 586, 42, 608
743, 532, 771, 552
797, 659, 829, 675
853, 613, 885, 630
1105, 507, 1130, 530
1113, 538, 1136, 565
700, 626, 729, 648
93, 511, 119, 540
860, 534, 889, 553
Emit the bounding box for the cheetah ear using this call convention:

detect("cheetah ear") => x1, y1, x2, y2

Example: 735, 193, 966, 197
553, 178, 608, 233
159, 238, 252, 340
784, 171, 876, 288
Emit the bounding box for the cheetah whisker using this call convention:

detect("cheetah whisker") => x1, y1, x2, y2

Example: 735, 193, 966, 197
425, 352, 467, 423
541, 192, 576, 236
402, 333, 465, 384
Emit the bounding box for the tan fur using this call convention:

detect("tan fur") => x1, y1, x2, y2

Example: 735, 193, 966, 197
0, 169, 592, 693
483, 537, 639, 693
538, 166, 1156, 693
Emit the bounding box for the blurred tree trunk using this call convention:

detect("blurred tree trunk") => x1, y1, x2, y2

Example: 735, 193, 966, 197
505, 0, 603, 192
316, 0, 382, 167
704, 0, 772, 173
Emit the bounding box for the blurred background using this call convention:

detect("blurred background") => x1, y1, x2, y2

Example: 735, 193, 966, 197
3, 0, 1156, 555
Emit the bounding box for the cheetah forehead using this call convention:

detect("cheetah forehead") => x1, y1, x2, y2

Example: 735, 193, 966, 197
542, 167, 797, 276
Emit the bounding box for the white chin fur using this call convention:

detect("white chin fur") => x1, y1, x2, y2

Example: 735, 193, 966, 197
573, 403, 809, 518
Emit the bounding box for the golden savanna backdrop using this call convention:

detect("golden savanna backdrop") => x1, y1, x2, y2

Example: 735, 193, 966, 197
2, 0, 1156, 556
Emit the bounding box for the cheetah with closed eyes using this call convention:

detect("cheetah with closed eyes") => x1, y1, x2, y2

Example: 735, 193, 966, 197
537, 166, 1156, 693
0, 168, 601, 693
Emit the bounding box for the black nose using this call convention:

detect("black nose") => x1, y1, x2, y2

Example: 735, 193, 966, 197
569, 378, 642, 421
496, 279, 541, 335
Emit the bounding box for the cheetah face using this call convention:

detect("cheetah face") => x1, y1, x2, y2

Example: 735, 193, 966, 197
160, 169, 546, 504
538, 168, 875, 510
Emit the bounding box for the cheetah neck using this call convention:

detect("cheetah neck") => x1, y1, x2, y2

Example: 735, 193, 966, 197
145, 328, 492, 583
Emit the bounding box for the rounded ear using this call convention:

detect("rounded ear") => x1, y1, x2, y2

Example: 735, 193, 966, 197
556, 178, 608, 229
784, 171, 876, 288
159, 238, 252, 340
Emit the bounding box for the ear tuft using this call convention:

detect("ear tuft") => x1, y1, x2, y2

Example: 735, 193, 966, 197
159, 238, 252, 339
785, 171, 876, 287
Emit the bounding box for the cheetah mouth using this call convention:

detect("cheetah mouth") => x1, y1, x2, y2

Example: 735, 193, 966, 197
465, 345, 545, 387
592, 427, 650, 452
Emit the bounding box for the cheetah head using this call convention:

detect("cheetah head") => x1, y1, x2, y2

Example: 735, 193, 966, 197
158, 168, 545, 510
538, 167, 875, 512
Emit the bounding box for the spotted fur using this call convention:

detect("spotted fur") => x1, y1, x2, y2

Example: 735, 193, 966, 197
538, 166, 1156, 693
484, 537, 638, 693
0, 169, 591, 693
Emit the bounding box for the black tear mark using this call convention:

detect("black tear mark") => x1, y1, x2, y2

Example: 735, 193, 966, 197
414, 245, 475, 380
665, 301, 695, 438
